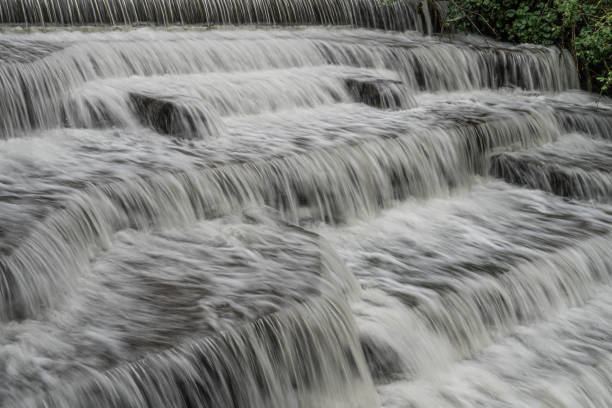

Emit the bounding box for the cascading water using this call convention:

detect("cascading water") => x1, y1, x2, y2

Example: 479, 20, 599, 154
0, 0, 432, 29
1, 1, 612, 407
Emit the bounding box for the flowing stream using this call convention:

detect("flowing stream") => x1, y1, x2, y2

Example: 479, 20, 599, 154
1, 2, 612, 407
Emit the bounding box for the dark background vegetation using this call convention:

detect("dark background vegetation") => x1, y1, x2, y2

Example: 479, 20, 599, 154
400, 0, 612, 95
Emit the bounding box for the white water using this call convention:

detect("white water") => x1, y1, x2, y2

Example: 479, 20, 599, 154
0, 0, 431, 29
1, 15, 612, 408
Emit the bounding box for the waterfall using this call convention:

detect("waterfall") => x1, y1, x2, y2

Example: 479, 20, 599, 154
491, 133, 612, 201
0, 28, 578, 137
2, 4, 612, 408
0, 0, 431, 29
10, 298, 378, 408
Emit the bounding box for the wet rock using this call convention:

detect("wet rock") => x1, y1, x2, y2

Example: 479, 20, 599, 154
345, 78, 404, 109
360, 334, 405, 382
129, 93, 209, 139
490, 146, 612, 201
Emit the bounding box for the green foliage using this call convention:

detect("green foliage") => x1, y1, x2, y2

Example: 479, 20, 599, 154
443, 0, 612, 95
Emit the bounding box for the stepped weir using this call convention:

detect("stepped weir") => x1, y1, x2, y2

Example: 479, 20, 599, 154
1, 1, 612, 407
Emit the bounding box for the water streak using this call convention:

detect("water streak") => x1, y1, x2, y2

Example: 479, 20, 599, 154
0, 28, 578, 137
2, 21, 612, 408
0, 0, 429, 29
11, 298, 378, 408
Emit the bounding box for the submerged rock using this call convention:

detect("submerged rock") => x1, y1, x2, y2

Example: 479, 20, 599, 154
345, 77, 405, 109
130, 93, 211, 139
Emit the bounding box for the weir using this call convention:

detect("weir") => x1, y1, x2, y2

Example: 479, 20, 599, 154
2, 2, 612, 408
0, 0, 431, 29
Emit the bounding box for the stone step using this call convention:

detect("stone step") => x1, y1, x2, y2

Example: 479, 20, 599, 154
62, 66, 409, 137
491, 133, 612, 202
0, 28, 578, 138
320, 181, 612, 382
